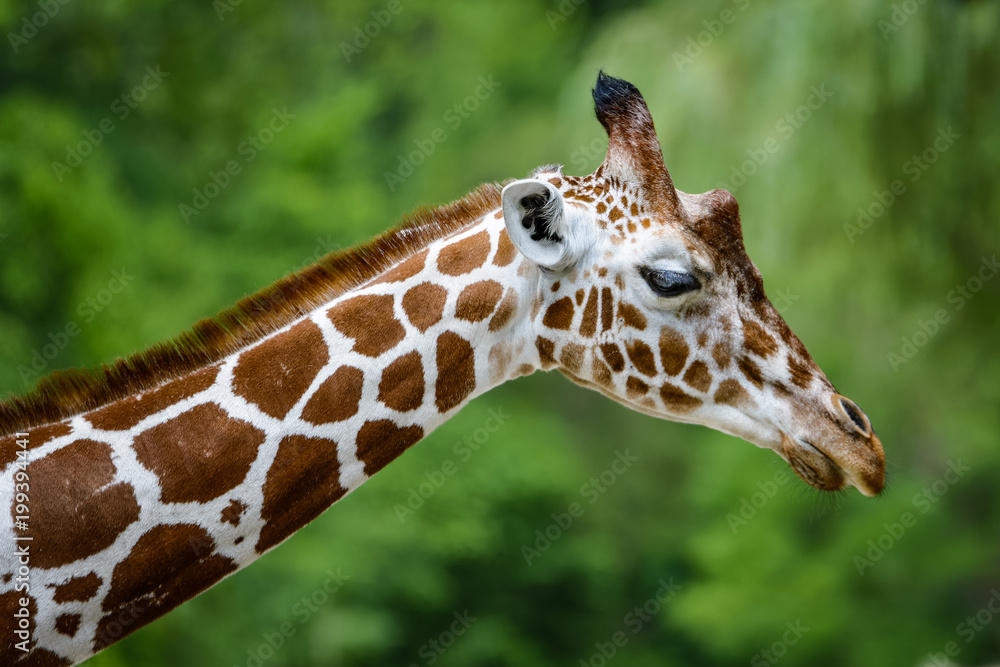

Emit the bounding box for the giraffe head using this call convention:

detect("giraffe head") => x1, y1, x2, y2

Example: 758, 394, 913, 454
501, 73, 884, 496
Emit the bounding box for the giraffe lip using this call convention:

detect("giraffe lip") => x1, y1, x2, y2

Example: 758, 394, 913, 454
781, 434, 849, 493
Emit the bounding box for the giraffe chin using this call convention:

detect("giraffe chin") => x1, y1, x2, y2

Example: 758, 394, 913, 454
780, 433, 850, 494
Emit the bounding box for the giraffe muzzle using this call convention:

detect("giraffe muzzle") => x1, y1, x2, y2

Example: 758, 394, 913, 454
781, 394, 885, 497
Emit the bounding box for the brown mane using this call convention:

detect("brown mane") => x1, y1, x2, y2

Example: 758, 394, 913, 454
0, 182, 508, 436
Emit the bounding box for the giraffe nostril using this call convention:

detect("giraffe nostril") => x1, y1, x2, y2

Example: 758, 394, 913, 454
838, 396, 870, 435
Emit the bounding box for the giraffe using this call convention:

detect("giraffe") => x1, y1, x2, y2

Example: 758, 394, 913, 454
0, 72, 884, 666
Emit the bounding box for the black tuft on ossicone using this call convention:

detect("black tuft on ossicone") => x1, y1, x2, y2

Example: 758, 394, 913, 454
592, 71, 646, 134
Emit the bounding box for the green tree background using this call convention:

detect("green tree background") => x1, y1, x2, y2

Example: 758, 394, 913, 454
1, 0, 999, 665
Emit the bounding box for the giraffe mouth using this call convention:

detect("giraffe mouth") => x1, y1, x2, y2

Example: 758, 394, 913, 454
780, 432, 884, 496
781, 434, 849, 493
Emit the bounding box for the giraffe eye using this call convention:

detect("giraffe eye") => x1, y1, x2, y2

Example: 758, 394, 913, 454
639, 267, 700, 298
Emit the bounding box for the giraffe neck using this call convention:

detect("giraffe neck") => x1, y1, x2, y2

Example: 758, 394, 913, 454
0, 210, 541, 666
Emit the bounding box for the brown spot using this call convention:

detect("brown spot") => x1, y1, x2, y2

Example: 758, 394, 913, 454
488, 343, 512, 383
438, 230, 490, 276
575, 289, 585, 305
712, 342, 731, 369
0, 421, 72, 471
221, 499, 247, 527
641, 218, 651, 229
531, 296, 543, 320
659, 327, 689, 376
609, 207, 624, 222
592, 356, 613, 387
378, 351, 425, 412
257, 435, 345, 552
301, 365, 364, 424
600, 287, 614, 332
403, 282, 448, 333
599, 343, 625, 372
25, 439, 139, 569
596, 201, 607, 214
55, 613, 81, 638
456, 280, 504, 323
514, 364, 534, 378
660, 383, 702, 412
614, 274, 626, 290
435, 332, 476, 412
738, 356, 765, 389
715, 379, 752, 408
96, 524, 237, 651
697, 331, 708, 348
626, 376, 649, 399
788, 354, 814, 389
51, 573, 102, 603
630, 202, 639, 216
625, 340, 657, 377
683, 360, 713, 393
560, 343, 585, 374
548, 177, 563, 188
743, 319, 779, 358
598, 267, 608, 278
771, 381, 792, 396
355, 420, 424, 476
488, 289, 519, 332
88, 367, 219, 431
617, 302, 647, 330
535, 336, 557, 370
551, 281, 561, 292
543, 297, 575, 330
373, 249, 427, 284
329, 294, 405, 358
579, 288, 599, 337
134, 403, 265, 504
233, 320, 327, 420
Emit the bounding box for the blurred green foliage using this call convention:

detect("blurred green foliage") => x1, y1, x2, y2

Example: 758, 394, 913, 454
1, 0, 999, 665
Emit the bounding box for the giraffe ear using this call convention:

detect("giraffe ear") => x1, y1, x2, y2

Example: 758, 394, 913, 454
501, 179, 592, 272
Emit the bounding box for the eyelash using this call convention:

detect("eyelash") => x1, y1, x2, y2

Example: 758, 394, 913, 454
638, 267, 701, 298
